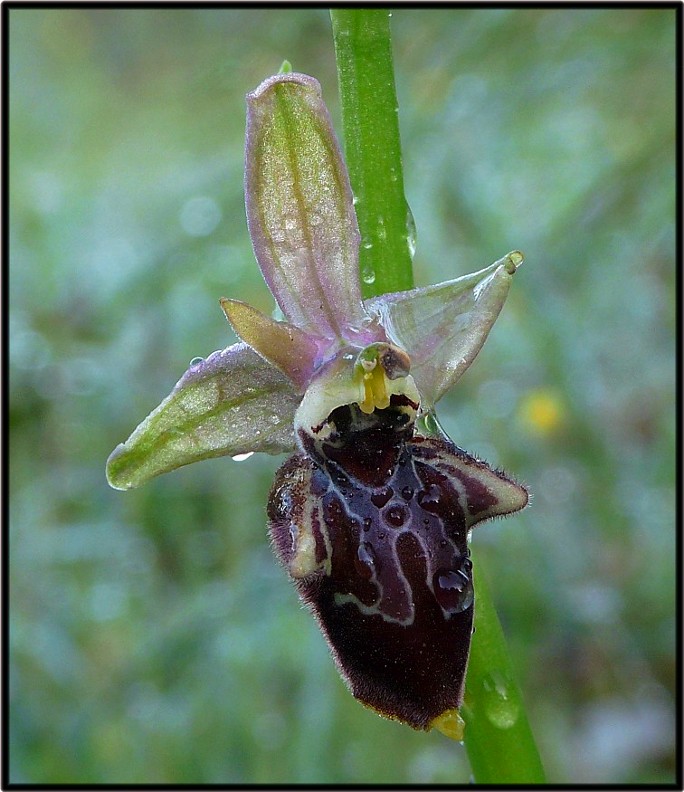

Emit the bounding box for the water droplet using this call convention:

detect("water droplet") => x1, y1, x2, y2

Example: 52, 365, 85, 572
371, 487, 394, 508
352, 195, 360, 206
417, 484, 443, 513
231, 452, 254, 462
405, 202, 417, 260
363, 517, 373, 532
385, 504, 407, 528
401, 486, 414, 501
433, 568, 473, 614
355, 542, 377, 580
483, 671, 519, 729
362, 268, 376, 285
189, 356, 204, 367
415, 408, 450, 440
376, 220, 387, 241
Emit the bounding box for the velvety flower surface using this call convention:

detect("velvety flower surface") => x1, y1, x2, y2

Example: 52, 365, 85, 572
107, 72, 528, 737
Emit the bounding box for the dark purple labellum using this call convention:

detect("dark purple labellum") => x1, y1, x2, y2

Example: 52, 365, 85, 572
268, 396, 528, 731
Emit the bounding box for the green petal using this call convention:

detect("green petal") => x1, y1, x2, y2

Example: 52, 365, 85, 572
106, 343, 299, 490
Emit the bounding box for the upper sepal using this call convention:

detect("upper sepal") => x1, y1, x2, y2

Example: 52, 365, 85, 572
245, 72, 375, 345
106, 343, 299, 490
366, 252, 523, 408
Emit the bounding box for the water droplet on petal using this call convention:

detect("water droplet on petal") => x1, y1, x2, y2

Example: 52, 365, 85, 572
401, 486, 414, 501
232, 452, 254, 462
363, 517, 373, 532
433, 567, 473, 614
355, 542, 377, 579
189, 356, 204, 366
417, 484, 443, 513
385, 504, 407, 528
371, 487, 394, 508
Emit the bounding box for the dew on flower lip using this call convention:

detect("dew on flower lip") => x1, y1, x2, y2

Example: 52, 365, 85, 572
105, 70, 528, 737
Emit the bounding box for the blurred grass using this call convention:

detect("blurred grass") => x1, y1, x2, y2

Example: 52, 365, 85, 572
8, 7, 676, 784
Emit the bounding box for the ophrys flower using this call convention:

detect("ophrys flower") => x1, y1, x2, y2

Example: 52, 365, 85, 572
106, 72, 528, 737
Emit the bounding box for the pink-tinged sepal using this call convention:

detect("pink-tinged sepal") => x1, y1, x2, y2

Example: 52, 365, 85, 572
268, 397, 527, 730
365, 251, 523, 408
245, 73, 380, 347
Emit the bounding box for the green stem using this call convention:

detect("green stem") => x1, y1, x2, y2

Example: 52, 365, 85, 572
331, 8, 546, 783
330, 8, 414, 298
462, 562, 546, 783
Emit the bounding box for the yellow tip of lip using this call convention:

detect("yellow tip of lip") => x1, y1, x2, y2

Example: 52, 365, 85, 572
430, 709, 465, 741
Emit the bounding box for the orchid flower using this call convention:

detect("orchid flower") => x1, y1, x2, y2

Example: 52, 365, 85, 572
106, 72, 528, 738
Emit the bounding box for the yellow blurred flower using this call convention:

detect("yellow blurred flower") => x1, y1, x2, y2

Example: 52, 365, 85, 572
519, 388, 564, 435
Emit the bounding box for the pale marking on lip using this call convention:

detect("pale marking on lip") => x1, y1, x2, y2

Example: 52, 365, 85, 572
323, 447, 462, 625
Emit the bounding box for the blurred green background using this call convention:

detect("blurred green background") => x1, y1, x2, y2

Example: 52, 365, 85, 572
9, 8, 676, 784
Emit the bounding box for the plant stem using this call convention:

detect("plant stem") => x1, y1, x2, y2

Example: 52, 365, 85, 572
330, 8, 414, 298
331, 7, 546, 783
461, 562, 546, 783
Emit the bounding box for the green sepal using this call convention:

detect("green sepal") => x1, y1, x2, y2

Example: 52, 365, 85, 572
106, 343, 299, 490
